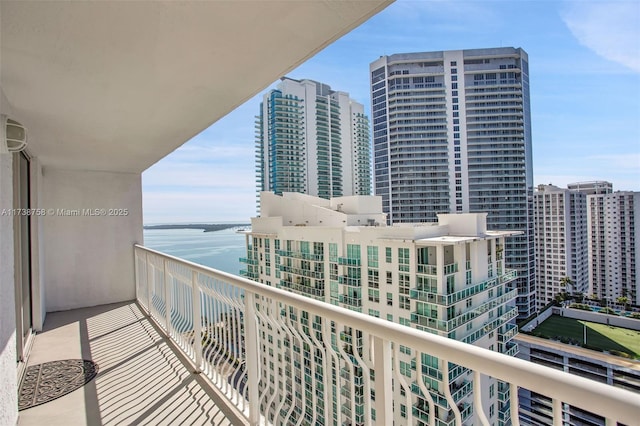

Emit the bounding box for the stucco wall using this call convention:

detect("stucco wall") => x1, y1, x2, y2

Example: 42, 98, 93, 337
0, 153, 18, 426
42, 168, 143, 312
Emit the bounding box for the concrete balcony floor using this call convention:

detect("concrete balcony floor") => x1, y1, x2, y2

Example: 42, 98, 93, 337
18, 301, 242, 426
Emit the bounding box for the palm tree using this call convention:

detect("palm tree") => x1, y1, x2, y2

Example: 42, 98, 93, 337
616, 296, 630, 311
560, 276, 574, 296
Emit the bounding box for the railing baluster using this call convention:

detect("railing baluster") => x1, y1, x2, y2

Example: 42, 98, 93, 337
473, 370, 490, 426
510, 382, 521, 426
553, 398, 563, 425
442, 361, 461, 424
373, 336, 392, 426
191, 270, 202, 372
244, 292, 260, 426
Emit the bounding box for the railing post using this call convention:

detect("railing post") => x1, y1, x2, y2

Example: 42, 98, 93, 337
553, 398, 563, 425
191, 270, 202, 372
134, 248, 140, 301
373, 336, 392, 426
244, 292, 260, 426
473, 370, 490, 426
510, 383, 521, 426
164, 259, 171, 335
145, 252, 152, 315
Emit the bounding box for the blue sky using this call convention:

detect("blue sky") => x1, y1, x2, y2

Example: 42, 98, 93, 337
142, 0, 640, 224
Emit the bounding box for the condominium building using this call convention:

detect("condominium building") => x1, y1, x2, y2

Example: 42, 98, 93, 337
572, 182, 614, 299
241, 191, 519, 426
369, 47, 535, 318
602, 192, 639, 305
572, 181, 639, 305
255, 77, 371, 206
533, 184, 588, 309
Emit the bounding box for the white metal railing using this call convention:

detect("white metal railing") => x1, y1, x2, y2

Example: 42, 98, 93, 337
134, 245, 640, 426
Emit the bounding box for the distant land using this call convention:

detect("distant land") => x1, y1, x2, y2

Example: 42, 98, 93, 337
143, 223, 250, 233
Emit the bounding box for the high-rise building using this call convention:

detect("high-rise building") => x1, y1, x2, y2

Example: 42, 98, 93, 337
571, 182, 639, 305
255, 77, 371, 207
601, 192, 639, 305
533, 184, 588, 309
241, 191, 519, 426
573, 182, 614, 299
369, 47, 535, 318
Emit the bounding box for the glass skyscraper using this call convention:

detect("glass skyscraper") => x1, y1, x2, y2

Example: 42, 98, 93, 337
369, 48, 535, 318
255, 77, 371, 208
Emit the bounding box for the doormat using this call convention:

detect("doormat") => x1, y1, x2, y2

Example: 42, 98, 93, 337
19, 359, 99, 410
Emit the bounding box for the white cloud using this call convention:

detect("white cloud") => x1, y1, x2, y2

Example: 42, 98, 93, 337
562, 1, 640, 72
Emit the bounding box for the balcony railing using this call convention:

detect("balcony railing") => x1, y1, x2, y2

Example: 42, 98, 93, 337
134, 245, 640, 426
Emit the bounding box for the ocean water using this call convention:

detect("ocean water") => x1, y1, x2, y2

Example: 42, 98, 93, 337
143, 227, 248, 275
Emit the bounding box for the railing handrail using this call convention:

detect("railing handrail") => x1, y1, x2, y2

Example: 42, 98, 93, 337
134, 244, 640, 425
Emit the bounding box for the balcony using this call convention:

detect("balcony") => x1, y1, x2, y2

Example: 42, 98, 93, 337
410, 270, 516, 306
15, 245, 640, 426
18, 301, 243, 426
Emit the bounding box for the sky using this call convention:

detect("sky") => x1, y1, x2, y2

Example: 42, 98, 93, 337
142, 0, 640, 224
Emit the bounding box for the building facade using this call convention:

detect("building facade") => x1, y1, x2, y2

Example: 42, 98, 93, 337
241, 192, 519, 426
255, 77, 371, 207
369, 47, 535, 318
601, 192, 639, 305
570, 182, 639, 305
533, 184, 588, 309
576, 182, 614, 301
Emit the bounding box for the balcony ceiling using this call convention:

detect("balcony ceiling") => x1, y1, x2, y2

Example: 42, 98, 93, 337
1, 0, 391, 173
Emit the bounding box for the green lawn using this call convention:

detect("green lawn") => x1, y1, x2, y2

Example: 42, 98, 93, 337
532, 315, 640, 359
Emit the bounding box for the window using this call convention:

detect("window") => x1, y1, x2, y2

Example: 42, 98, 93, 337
385, 247, 392, 263
398, 248, 410, 272
368, 269, 379, 288
367, 246, 379, 268
387, 293, 393, 306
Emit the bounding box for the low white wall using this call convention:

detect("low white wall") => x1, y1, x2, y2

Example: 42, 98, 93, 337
42, 168, 143, 311
520, 305, 555, 332
554, 307, 640, 331
0, 153, 18, 426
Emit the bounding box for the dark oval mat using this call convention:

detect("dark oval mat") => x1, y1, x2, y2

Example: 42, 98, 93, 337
19, 359, 99, 410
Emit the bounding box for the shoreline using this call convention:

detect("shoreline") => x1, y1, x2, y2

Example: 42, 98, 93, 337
143, 223, 249, 233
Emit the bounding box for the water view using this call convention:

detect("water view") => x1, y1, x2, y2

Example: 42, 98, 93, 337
143, 227, 248, 275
